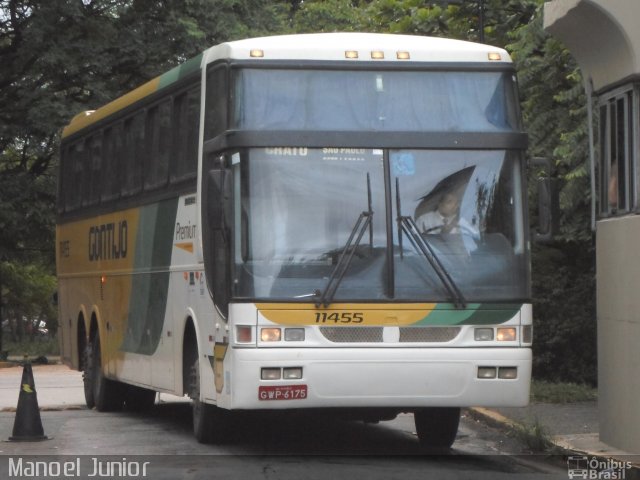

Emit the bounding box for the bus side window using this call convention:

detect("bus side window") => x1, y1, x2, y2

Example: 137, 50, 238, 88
84, 134, 102, 207
205, 65, 228, 140
101, 123, 123, 203
68, 141, 86, 211
60, 144, 75, 213
171, 87, 200, 182
145, 100, 172, 190
122, 113, 144, 197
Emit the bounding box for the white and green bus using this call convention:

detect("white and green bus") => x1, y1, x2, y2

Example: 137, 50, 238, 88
57, 33, 532, 448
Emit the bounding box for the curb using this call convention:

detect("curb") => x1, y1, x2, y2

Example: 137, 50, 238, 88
468, 407, 640, 477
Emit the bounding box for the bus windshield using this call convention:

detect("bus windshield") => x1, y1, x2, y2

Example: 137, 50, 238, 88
230, 148, 530, 303
232, 69, 520, 133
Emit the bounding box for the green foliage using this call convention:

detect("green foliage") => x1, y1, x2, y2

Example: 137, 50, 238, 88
512, 418, 554, 453
291, 0, 363, 33
0, 0, 289, 348
3, 337, 60, 358
508, 5, 596, 385
1, 259, 58, 342
530, 380, 597, 404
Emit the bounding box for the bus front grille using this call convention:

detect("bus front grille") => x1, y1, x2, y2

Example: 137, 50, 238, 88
399, 326, 461, 343
318, 326, 461, 343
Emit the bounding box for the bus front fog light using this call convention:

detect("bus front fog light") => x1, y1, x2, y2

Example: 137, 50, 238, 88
498, 367, 518, 379
261, 328, 281, 342
477, 367, 497, 379
283, 367, 303, 380
261, 368, 281, 380
474, 328, 494, 341
284, 328, 305, 342
497, 327, 516, 342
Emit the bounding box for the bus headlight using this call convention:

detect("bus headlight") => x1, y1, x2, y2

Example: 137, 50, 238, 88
261, 328, 281, 342
496, 328, 517, 342
284, 328, 305, 342
474, 328, 494, 341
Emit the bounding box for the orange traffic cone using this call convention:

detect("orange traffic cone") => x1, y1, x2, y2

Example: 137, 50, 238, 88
9, 361, 48, 441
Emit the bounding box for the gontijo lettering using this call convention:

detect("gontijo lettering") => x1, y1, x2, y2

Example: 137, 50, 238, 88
88, 221, 128, 261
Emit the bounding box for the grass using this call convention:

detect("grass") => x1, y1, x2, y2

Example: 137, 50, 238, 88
512, 418, 556, 453
1, 336, 60, 359
531, 380, 597, 403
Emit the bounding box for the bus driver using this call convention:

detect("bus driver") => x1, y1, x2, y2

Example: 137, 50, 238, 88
416, 192, 475, 235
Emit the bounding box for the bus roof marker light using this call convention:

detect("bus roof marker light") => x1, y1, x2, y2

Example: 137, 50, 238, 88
396, 51, 410, 60
345, 50, 359, 59
371, 50, 385, 60
250, 49, 264, 58
488, 52, 502, 61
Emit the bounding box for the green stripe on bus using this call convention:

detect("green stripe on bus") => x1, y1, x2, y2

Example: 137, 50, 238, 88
416, 303, 522, 326
121, 198, 179, 355
158, 54, 203, 89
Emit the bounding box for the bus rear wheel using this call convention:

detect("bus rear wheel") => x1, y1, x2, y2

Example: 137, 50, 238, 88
89, 334, 124, 412
414, 407, 460, 449
82, 342, 96, 409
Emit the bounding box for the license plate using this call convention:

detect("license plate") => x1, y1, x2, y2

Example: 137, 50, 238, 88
259, 385, 308, 401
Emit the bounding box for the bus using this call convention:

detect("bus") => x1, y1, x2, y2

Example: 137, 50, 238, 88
56, 32, 532, 448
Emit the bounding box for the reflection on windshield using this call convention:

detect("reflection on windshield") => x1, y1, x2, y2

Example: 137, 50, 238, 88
234, 70, 520, 132
231, 148, 529, 302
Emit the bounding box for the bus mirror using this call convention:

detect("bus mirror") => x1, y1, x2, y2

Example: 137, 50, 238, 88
531, 157, 559, 243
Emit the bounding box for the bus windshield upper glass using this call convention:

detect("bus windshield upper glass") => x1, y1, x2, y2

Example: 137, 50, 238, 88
230, 148, 529, 303
232, 69, 520, 132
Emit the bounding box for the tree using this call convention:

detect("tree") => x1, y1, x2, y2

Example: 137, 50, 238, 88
0, 0, 289, 351
508, 5, 596, 384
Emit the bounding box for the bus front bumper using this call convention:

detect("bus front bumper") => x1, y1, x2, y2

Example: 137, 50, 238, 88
225, 347, 531, 410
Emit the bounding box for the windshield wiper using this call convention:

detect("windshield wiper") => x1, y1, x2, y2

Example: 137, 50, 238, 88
317, 174, 374, 308
396, 178, 466, 309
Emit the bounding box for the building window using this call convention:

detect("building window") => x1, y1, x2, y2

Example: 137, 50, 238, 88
598, 85, 638, 216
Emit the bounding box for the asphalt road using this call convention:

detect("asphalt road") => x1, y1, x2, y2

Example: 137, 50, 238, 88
0, 364, 569, 479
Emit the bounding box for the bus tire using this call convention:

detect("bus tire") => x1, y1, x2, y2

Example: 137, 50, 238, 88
414, 407, 460, 449
90, 334, 124, 412
189, 360, 217, 444
82, 342, 96, 409
124, 385, 156, 412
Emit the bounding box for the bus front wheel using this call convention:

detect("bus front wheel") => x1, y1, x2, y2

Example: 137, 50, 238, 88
188, 360, 219, 444
414, 407, 460, 449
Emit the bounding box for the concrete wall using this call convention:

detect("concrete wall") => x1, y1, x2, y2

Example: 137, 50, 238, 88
596, 217, 640, 452
544, 0, 640, 92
